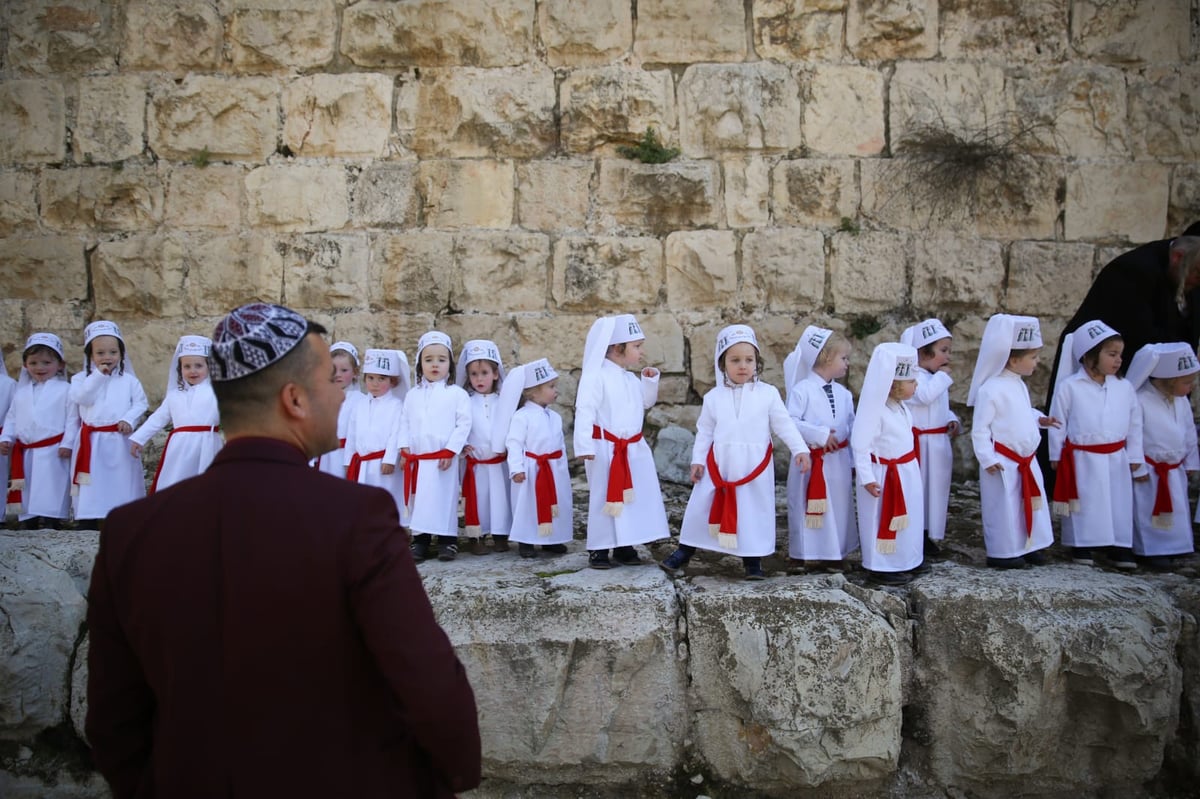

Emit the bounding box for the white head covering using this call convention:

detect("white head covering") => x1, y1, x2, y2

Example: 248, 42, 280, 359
82, 319, 135, 376
900, 318, 952, 350
330, 341, 360, 366
18, 332, 67, 386
1052, 319, 1121, 390
713, 324, 759, 386
578, 314, 645, 413
492, 358, 559, 453
609, 314, 644, 345
1125, 342, 1200, 390
856, 342, 918, 448
362, 348, 410, 398
784, 325, 833, 393
967, 314, 1042, 406
415, 331, 453, 383
165, 335, 212, 395
455, 339, 506, 389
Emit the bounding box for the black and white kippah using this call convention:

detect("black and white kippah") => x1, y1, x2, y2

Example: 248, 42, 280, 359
210, 302, 309, 382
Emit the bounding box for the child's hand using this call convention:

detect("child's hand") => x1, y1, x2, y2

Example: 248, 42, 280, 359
823, 432, 838, 451
1039, 416, 1062, 429
864, 482, 881, 497
117, 421, 132, 435
381, 463, 395, 475
578, 454, 594, 461
437, 457, 452, 470
947, 420, 961, 437
463, 445, 475, 458
690, 464, 705, 483
400, 448, 410, 461
1133, 473, 1150, 483
58, 447, 71, 459
1049, 460, 1057, 470
0, 442, 9, 456
129, 442, 142, 457
986, 463, 1003, 474
642, 367, 659, 379
794, 452, 811, 472
512, 472, 526, 484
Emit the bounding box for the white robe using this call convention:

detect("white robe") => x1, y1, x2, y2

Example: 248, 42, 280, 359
67, 369, 148, 520
852, 399, 925, 572
574, 359, 669, 549
681, 382, 806, 557
462, 391, 511, 537
506, 402, 572, 545
398, 380, 471, 536
971, 371, 1054, 558
0, 374, 14, 498
905, 367, 958, 541
1048, 371, 1142, 549
314, 386, 366, 478
1, 377, 72, 519
1131, 384, 1197, 556
343, 392, 405, 515
785, 374, 858, 560
129, 380, 222, 493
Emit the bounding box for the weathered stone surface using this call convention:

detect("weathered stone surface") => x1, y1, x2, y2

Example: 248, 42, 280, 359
420, 160, 515, 229
559, 67, 676, 155
1127, 66, 1200, 163
1064, 162, 1170, 242
279, 234, 371, 311
1011, 64, 1129, 158
511, 314, 597, 378
685, 576, 905, 790
890, 62, 1009, 151
1071, 0, 1189, 64
940, 0, 1069, 61
913, 567, 1182, 795
803, 66, 885, 157
41, 166, 164, 232
723, 156, 770, 229
665, 230, 738, 309
679, 64, 802, 158
635, 0, 747, 63
149, 76, 279, 163
652, 425, 695, 485
5, 1, 119, 76
772, 159, 859, 227
911, 235, 1004, 314
639, 313, 688, 374
397, 66, 556, 159
353, 163, 421, 229
0, 172, 39, 236
70, 634, 89, 745
73, 75, 146, 163
282, 74, 393, 159
452, 231, 551, 313
330, 309, 437, 360
93, 234, 188, 318
830, 231, 910, 313
341, 0, 534, 68
164, 165, 244, 230
0, 80, 66, 165
246, 165, 349, 233
1162, 580, 1200, 781
187, 234, 285, 315
0, 237, 86, 301
594, 160, 720, 234
846, 0, 938, 60
372, 231, 456, 311
228, 0, 337, 71
753, 0, 847, 61
421, 554, 685, 783
551, 236, 664, 312
539, 0, 633, 66
1168, 163, 1200, 237
121, 0, 223, 72
742, 228, 826, 312
1006, 241, 1095, 316
516, 160, 593, 232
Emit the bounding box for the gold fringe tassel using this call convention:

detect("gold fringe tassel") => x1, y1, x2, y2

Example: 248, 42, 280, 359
1051, 500, 1070, 517
1031, 496, 1044, 511
805, 514, 824, 529
876, 539, 897, 554
888, 513, 908, 533
806, 498, 827, 514
537, 522, 553, 537
465, 525, 481, 537
603, 501, 623, 517
1152, 513, 1173, 530
717, 532, 738, 550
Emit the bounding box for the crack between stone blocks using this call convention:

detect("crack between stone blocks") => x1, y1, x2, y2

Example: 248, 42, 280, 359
63, 618, 88, 737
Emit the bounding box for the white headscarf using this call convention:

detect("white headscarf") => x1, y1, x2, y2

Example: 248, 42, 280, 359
455, 339, 506, 389
82, 319, 136, 376
967, 314, 1042, 407
1125, 342, 1200, 391
17, 333, 67, 387
362, 348, 410, 399
713, 324, 758, 386
900, 318, 952, 350
165, 335, 212, 396
1053, 319, 1121, 390
856, 342, 919, 444
492, 358, 559, 453
784, 325, 833, 395
415, 331, 453, 384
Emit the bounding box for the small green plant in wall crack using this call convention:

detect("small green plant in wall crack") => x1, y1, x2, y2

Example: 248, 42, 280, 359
617, 128, 681, 164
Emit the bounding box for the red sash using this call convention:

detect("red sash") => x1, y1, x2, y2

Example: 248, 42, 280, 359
592, 425, 643, 516
462, 452, 506, 534
7, 432, 65, 506
913, 425, 950, 465
870, 444, 918, 552
1145, 455, 1185, 529
73, 423, 121, 487
526, 450, 563, 536
1051, 438, 1126, 516
403, 449, 455, 506
993, 442, 1043, 539
347, 449, 385, 483
805, 439, 848, 528
706, 443, 774, 549
149, 425, 220, 494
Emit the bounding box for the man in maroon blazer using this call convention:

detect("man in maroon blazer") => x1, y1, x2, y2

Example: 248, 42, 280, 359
86, 303, 481, 798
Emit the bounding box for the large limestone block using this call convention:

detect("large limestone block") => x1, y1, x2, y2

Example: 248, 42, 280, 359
911, 235, 1004, 314
742, 228, 826, 312
246, 165, 349, 233
684, 577, 905, 790
635, 0, 747, 63
420, 160, 515, 229
6, 1, 118, 76
341, 0, 534, 68
228, 0, 337, 71
187, 234, 286, 315
73, 75, 146, 163
0, 172, 39, 236
830, 231, 910, 313
753, 0, 846, 61
353, 163, 421, 229
1071, 0, 1189, 64
665, 231, 738, 310
559, 67, 676, 155
846, 0, 938, 60
723, 156, 770, 228
150, 76, 279, 163
1162, 581, 1200, 780
1006, 241, 1095, 316
165, 165, 244, 230
397, 66, 556, 158
1065, 162, 1170, 242
803, 66, 885, 157
41, 166, 164, 232
912, 567, 1182, 795
679, 64, 802, 158
771, 159, 858, 227
1011, 64, 1129, 159
121, 0, 223, 72
372, 231, 456, 311
516, 160, 593, 232
0, 80, 66, 165
1169, 163, 1200, 237
420, 555, 686, 783
511, 314, 599, 377
282, 74, 392, 159
539, 0, 633, 66
1128, 66, 1200, 163
594, 160, 720, 234
551, 236, 664, 312
453, 231, 551, 313
93, 234, 188, 318
0, 237, 86, 301
940, 0, 1069, 60
279, 234, 371, 311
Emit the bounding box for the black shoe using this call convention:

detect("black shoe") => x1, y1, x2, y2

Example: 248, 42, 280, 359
923, 536, 943, 559
986, 556, 1028, 570
1024, 549, 1049, 566
588, 550, 612, 570
612, 545, 641, 565
865, 569, 912, 586
411, 540, 430, 562
542, 543, 568, 554
1109, 547, 1137, 571
743, 558, 766, 581
1143, 556, 1173, 572
1071, 548, 1094, 566
659, 548, 691, 576
492, 535, 510, 553
437, 543, 458, 562
518, 543, 537, 559
910, 559, 932, 575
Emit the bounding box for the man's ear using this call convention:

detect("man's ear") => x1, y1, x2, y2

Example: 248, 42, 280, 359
278, 381, 307, 420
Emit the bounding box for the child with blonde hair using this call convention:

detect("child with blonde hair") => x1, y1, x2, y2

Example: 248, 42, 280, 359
344, 348, 408, 517
313, 341, 365, 478
457, 339, 511, 554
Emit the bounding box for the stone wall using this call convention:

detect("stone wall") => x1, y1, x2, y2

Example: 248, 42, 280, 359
1, 1, 1197, 459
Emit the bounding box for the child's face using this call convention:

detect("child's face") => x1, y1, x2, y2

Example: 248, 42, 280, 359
331, 353, 357, 389
179, 355, 209, 386
90, 335, 121, 373
25, 352, 63, 383
467, 360, 499, 394
722, 342, 758, 385
609, 339, 645, 369
920, 338, 953, 373
1164, 374, 1196, 398
528, 379, 558, 407
890, 379, 917, 402
1093, 340, 1124, 377
363, 372, 397, 398
817, 344, 851, 381
1008, 348, 1041, 377
420, 344, 451, 382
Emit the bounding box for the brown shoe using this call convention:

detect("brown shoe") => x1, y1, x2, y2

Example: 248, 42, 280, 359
492, 535, 510, 553
469, 537, 489, 556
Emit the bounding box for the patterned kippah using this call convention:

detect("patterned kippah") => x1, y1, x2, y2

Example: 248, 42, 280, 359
210, 302, 309, 382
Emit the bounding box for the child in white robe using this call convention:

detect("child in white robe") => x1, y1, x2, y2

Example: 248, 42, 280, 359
575, 314, 669, 569
1048, 320, 1143, 569
659, 325, 810, 580
129, 335, 222, 493
401, 332, 471, 562
0, 334, 72, 526
901, 319, 960, 558
344, 348, 409, 520
783, 326, 857, 571
66, 321, 148, 526
457, 339, 511, 554
0, 358, 14, 512
497, 359, 573, 558
852, 342, 926, 585
1125, 342, 1199, 569
312, 341, 365, 478
968, 315, 1059, 569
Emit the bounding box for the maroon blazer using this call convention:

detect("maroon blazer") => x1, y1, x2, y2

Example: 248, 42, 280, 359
86, 437, 481, 798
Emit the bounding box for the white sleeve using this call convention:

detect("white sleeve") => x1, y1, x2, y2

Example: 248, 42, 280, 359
970, 388, 1000, 471
690, 394, 716, 466
122, 376, 149, 428
505, 410, 529, 476
573, 375, 599, 457
1047, 383, 1069, 461
640, 370, 659, 410
129, 398, 172, 446
768, 389, 807, 457
444, 389, 472, 454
